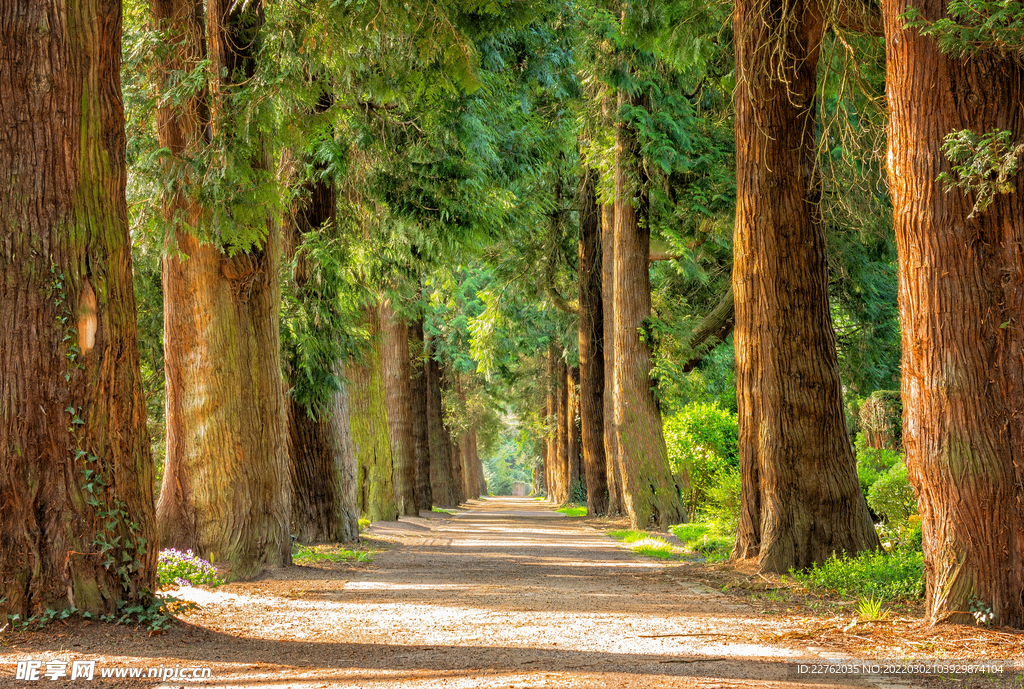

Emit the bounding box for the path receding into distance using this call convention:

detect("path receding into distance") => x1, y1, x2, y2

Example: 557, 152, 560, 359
2, 497, 900, 688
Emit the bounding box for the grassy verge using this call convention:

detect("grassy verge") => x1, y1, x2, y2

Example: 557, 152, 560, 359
556, 504, 587, 517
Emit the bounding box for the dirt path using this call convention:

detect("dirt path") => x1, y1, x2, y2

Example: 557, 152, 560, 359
1, 497, 921, 688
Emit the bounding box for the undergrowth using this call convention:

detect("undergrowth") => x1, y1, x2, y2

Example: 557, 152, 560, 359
790, 548, 925, 601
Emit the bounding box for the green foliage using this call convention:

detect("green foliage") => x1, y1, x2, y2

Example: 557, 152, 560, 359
791, 549, 925, 601
855, 432, 902, 494
867, 462, 918, 527
903, 0, 1024, 61
937, 128, 1024, 218
664, 402, 738, 517
669, 522, 733, 561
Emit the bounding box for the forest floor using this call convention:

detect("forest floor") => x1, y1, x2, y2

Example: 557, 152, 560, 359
1, 496, 1021, 688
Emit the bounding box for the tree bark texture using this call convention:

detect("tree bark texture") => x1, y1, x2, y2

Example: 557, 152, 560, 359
441, 365, 466, 505
613, 94, 687, 529
288, 359, 359, 543
602, 201, 624, 516
349, 304, 398, 522
554, 356, 569, 504
382, 302, 419, 516
409, 319, 432, 511
882, 0, 1024, 626
0, 0, 157, 619
731, 0, 880, 572
284, 160, 358, 544
154, 0, 292, 579
579, 170, 610, 515
567, 366, 583, 499
426, 343, 457, 507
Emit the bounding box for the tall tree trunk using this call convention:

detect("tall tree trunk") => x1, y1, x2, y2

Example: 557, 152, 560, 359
442, 365, 466, 505
288, 359, 359, 543
602, 191, 623, 516
882, 0, 1024, 626
349, 305, 398, 522
285, 151, 358, 544
155, 0, 291, 579
579, 170, 610, 515
731, 0, 879, 571
409, 319, 432, 511
613, 93, 686, 529
567, 366, 583, 500
382, 302, 418, 516
0, 0, 157, 619
555, 356, 569, 504
426, 342, 457, 507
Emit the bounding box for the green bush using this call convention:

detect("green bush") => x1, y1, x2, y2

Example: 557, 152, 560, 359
705, 467, 741, 531
867, 461, 917, 526
664, 402, 738, 516
855, 432, 902, 494
791, 548, 924, 601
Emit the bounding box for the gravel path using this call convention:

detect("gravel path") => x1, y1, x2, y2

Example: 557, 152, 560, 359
1, 496, 887, 688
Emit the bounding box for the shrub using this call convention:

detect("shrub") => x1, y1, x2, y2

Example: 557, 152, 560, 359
705, 467, 741, 531
855, 432, 902, 494
157, 549, 223, 588
868, 461, 917, 526
664, 402, 738, 516
791, 548, 924, 601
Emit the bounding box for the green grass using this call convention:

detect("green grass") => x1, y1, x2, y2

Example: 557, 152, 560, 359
789, 548, 924, 601
292, 543, 374, 565
607, 530, 684, 560
556, 505, 587, 517
669, 522, 734, 561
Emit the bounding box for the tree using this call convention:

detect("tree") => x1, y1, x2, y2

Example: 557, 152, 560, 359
350, 304, 398, 522
154, 0, 291, 578
731, 0, 879, 571
612, 88, 687, 528
382, 301, 419, 516
0, 0, 157, 619
882, 0, 1024, 626
578, 169, 610, 514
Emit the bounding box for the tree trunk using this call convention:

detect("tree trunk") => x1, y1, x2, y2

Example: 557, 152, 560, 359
613, 93, 687, 529
731, 0, 879, 571
602, 192, 623, 516
426, 343, 457, 507
284, 149, 358, 544
0, 0, 157, 619
579, 170, 610, 515
409, 319, 432, 511
882, 0, 1024, 626
567, 366, 583, 500
382, 302, 418, 516
288, 359, 359, 543
349, 305, 398, 522
442, 365, 466, 505
155, 0, 291, 579
555, 356, 569, 504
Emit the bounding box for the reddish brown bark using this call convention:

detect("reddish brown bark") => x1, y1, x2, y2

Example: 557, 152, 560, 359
579, 170, 609, 515
155, 0, 291, 578
601, 199, 623, 516
882, 0, 1024, 626
382, 302, 418, 516
426, 342, 457, 507
409, 319, 432, 511
0, 0, 157, 618
613, 92, 686, 529
732, 0, 879, 571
